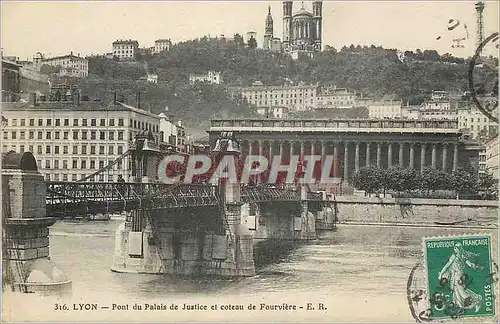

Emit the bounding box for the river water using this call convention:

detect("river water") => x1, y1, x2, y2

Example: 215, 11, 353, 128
3, 220, 498, 322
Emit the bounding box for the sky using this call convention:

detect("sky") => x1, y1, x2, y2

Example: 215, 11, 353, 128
1, 1, 499, 60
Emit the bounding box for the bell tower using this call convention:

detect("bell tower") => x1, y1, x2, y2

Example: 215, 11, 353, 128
312, 1, 323, 51
263, 6, 274, 50
282, 0, 293, 48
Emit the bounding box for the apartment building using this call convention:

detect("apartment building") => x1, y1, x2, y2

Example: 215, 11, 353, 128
112, 39, 140, 61
153, 39, 172, 54
158, 113, 189, 153
189, 71, 222, 85
368, 100, 403, 119
228, 83, 318, 112
41, 52, 89, 78
1, 94, 161, 182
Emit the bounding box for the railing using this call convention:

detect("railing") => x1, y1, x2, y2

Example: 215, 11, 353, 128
241, 185, 300, 202
210, 119, 459, 130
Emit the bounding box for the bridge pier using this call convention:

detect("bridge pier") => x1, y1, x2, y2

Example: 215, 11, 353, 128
2, 152, 71, 295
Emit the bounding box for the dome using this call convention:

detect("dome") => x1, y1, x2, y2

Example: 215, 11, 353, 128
293, 7, 313, 17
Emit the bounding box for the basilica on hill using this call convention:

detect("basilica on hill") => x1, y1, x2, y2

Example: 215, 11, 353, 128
263, 1, 323, 59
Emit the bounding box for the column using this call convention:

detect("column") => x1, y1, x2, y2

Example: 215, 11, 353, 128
442, 143, 448, 172
376, 142, 381, 168
365, 142, 371, 166
399, 143, 404, 167
300, 141, 304, 157
431, 144, 437, 169
409, 143, 415, 169
289, 141, 294, 160
321, 140, 326, 168
387, 143, 393, 168
343, 142, 349, 182
354, 142, 360, 171
420, 144, 426, 171
269, 140, 273, 164
279, 141, 284, 162
333, 142, 339, 178
249, 140, 253, 156
453, 143, 458, 172
258, 140, 263, 183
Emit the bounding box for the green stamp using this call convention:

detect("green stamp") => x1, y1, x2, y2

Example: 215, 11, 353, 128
423, 234, 495, 320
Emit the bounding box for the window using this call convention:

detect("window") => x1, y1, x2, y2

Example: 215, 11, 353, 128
62, 174, 68, 181
117, 161, 123, 170
90, 146, 96, 154
54, 160, 59, 169
109, 131, 114, 140
91, 131, 96, 140
64, 119, 69, 126
72, 131, 78, 140
63, 131, 69, 140
100, 119, 105, 126
72, 159, 78, 168
117, 146, 123, 154
99, 146, 105, 154
81, 160, 87, 169
91, 119, 96, 126
46, 131, 51, 140
118, 118, 124, 126
99, 161, 104, 169
38, 119, 43, 126
90, 160, 95, 169
73, 119, 79, 126
3, 132, 7, 140
45, 160, 51, 169
29, 131, 34, 139
63, 146, 68, 154
45, 174, 51, 181
82, 119, 87, 126
11, 131, 16, 139
55, 119, 60, 126
28, 145, 33, 152
63, 160, 68, 169
54, 146, 60, 154
12, 119, 17, 126
72, 174, 78, 181
82, 131, 87, 140
20, 145, 25, 153
109, 146, 114, 155
109, 119, 115, 126
29, 119, 34, 126
55, 131, 60, 140
99, 174, 104, 182
133, 120, 137, 128
46, 119, 52, 126
82, 146, 87, 154
100, 131, 105, 140
37, 145, 42, 154
20, 131, 25, 140
54, 174, 59, 181
20, 119, 25, 126
118, 131, 124, 140
73, 146, 78, 154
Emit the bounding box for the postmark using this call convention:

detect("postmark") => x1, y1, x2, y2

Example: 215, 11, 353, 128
468, 32, 499, 124
422, 234, 496, 320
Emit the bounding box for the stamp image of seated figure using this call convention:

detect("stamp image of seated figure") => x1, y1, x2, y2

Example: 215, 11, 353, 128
423, 234, 495, 320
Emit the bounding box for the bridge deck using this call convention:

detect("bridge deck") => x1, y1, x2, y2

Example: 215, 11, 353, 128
45, 182, 324, 218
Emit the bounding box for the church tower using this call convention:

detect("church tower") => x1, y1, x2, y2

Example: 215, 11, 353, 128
312, 1, 323, 51
263, 6, 274, 50
282, 0, 293, 48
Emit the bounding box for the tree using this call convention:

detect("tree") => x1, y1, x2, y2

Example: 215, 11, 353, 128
419, 167, 453, 195
478, 171, 497, 199
451, 168, 478, 197
351, 166, 384, 195
247, 36, 257, 49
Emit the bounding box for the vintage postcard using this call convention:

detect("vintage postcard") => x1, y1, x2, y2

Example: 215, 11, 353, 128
1, 0, 499, 322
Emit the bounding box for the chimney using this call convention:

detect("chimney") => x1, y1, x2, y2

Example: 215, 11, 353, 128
136, 92, 141, 109
113, 92, 117, 104
177, 120, 182, 127
71, 51, 73, 56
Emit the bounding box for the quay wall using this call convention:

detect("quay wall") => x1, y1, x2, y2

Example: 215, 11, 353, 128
335, 197, 498, 225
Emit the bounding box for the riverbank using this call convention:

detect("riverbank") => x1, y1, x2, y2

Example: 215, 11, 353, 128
337, 221, 497, 230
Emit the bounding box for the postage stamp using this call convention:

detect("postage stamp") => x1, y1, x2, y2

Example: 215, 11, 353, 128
423, 234, 496, 320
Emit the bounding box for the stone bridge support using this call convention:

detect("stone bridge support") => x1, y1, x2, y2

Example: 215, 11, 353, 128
2, 151, 70, 295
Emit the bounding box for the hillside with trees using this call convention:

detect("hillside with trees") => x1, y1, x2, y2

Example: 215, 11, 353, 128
70, 34, 497, 136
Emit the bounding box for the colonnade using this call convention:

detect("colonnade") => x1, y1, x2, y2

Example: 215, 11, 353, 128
241, 139, 460, 183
